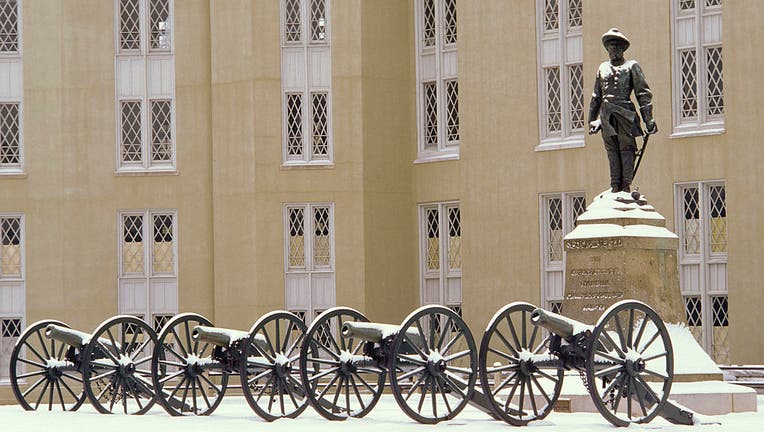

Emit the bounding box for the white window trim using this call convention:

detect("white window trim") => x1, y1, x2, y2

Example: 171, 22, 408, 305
418, 201, 461, 307
539, 192, 585, 310
0, 0, 23, 176
670, 0, 724, 138
117, 209, 178, 321
534, 0, 584, 151
280, 0, 334, 167
114, 0, 177, 174
0, 213, 25, 386
414, 0, 460, 162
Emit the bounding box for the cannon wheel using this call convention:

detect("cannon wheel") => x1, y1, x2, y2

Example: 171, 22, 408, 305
389, 305, 478, 424
298, 307, 386, 420
82, 315, 158, 414
586, 300, 674, 427
241, 310, 310, 421
9, 320, 87, 411
151, 313, 229, 416
478, 302, 564, 425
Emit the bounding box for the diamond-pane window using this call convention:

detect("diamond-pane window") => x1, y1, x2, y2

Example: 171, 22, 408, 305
1, 318, 21, 337
309, 0, 326, 42
680, 0, 695, 9
286, 94, 303, 158
0, 103, 19, 167
443, 0, 457, 45
569, 65, 584, 131
682, 187, 701, 254
149, 0, 171, 51
119, 0, 140, 51
152, 314, 172, 333
547, 198, 563, 262
313, 207, 331, 267
0, 217, 21, 278
448, 305, 462, 333
311, 93, 328, 158
567, 0, 582, 28
712, 296, 728, 327
706, 47, 723, 117
0, 0, 18, 52
151, 100, 172, 163
712, 295, 729, 364
285, 0, 302, 43
152, 214, 174, 274
424, 82, 438, 150
314, 310, 331, 347
709, 185, 726, 253
121, 101, 143, 163
122, 215, 144, 275
545, 67, 562, 133
447, 207, 461, 270
680, 50, 698, 120
544, 0, 558, 31
684, 296, 702, 326
288, 208, 305, 268
291, 310, 306, 324
571, 196, 586, 227
705, 0, 721, 7
422, 0, 435, 47
426, 208, 440, 271
445, 80, 459, 145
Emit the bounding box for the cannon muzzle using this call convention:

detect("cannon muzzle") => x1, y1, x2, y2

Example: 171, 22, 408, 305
45, 324, 91, 348
530, 308, 591, 339
192, 325, 250, 348
341, 321, 424, 346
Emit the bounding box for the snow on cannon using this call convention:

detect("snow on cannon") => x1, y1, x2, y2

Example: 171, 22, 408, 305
149, 311, 311, 420
9, 316, 158, 414
478, 300, 694, 427
298, 305, 504, 424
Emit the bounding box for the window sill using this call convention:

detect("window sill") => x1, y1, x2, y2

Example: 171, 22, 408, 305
280, 161, 335, 170
114, 167, 178, 176
0, 169, 26, 178
669, 126, 725, 139
535, 137, 585, 152
413, 152, 460, 164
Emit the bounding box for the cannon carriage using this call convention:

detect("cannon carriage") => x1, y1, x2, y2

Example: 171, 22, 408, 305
9, 315, 158, 414
149, 310, 312, 421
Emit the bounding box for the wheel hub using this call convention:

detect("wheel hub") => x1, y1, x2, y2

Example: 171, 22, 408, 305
274, 353, 291, 378
426, 350, 447, 376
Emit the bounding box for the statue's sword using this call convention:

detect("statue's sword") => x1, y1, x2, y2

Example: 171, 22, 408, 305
632, 131, 650, 179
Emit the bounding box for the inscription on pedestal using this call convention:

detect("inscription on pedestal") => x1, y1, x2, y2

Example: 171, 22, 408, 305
566, 238, 623, 250
565, 266, 625, 321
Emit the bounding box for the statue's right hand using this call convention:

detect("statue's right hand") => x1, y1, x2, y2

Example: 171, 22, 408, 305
588, 119, 602, 135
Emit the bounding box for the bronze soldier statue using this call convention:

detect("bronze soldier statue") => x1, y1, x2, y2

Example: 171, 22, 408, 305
588, 28, 657, 193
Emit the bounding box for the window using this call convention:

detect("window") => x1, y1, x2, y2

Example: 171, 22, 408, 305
415, 0, 459, 161
118, 210, 178, 329
675, 181, 728, 363
540, 192, 585, 312
0, 0, 22, 175
536, 0, 584, 150
115, 0, 176, 172
284, 203, 335, 325
281, 0, 333, 165
671, 0, 723, 136
0, 214, 24, 383
419, 203, 461, 314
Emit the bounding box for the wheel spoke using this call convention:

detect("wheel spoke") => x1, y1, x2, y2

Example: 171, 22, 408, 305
348, 374, 366, 412
487, 346, 519, 363
594, 350, 625, 365
197, 372, 222, 394
305, 356, 338, 366
486, 363, 519, 374
416, 375, 429, 413
532, 334, 551, 355
247, 368, 274, 385
441, 373, 467, 399
627, 309, 635, 349
158, 370, 185, 384
613, 314, 628, 352
183, 321, 194, 358
526, 376, 538, 417
59, 376, 80, 400
528, 324, 539, 352
129, 339, 152, 360
437, 376, 453, 414
443, 349, 471, 362
170, 328, 188, 358
397, 366, 425, 381
430, 374, 437, 418
405, 372, 428, 401
633, 316, 649, 351
492, 328, 519, 357
54, 380, 66, 410
635, 374, 661, 405
611, 374, 626, 415
34, 379, 50, 410
638, 331, 661, 355
491, 372, 518, 396
642, 351, 668, 362
595, 364, 623, 378
413, 319, 430, 354
351, 372, 376, 394
642, 368, 669, 381
22, 376, 47, 398
316, 373, 340, 401
397, 353, 427, 366
36, 331, 51, 359
530, 374, 552, 405
284, 332, 304, 357
24, 341, 47, 363
440, 330, 464, 356
445, 365, 473, 375
518, 375, 526, 418
260, 325, 278, 358
506, 315, 522, 350
330, 375, 344, 413
633, 376, 648, 416
308, 366, 339, 383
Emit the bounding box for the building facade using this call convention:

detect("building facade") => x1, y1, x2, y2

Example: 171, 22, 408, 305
1, 0, 762, 403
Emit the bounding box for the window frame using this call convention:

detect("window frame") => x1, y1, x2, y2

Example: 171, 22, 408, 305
0, 213, 24, 385
418, 201, 461, 309
535, 0, 585, 152
670, 0, 724, 138
414, 0, 460, 163
114, 0, 177, 174
280, 0, 334, 167
0, 0, 23, 176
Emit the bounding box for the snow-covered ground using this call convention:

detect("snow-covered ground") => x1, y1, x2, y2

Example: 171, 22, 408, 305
1, 395, 761, 432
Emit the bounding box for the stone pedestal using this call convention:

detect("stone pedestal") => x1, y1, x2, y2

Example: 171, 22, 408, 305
562, 190, 685, 325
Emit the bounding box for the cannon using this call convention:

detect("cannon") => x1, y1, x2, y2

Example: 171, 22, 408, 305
149, 311, 311, 421
478, 300, 693, 427
9, 315, 158, 414
298, 305, 495, 424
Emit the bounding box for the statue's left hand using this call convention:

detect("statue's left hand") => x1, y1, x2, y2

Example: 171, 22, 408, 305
646, 120, 658, 134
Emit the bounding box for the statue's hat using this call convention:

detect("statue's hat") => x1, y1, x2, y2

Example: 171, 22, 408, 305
601, 28, 630, 50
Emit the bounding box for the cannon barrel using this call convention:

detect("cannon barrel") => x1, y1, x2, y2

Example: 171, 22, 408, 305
191, 325, 270, 351
530, 308, 591, 339
341, 321, 424, 346
45, 324, 91, 348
